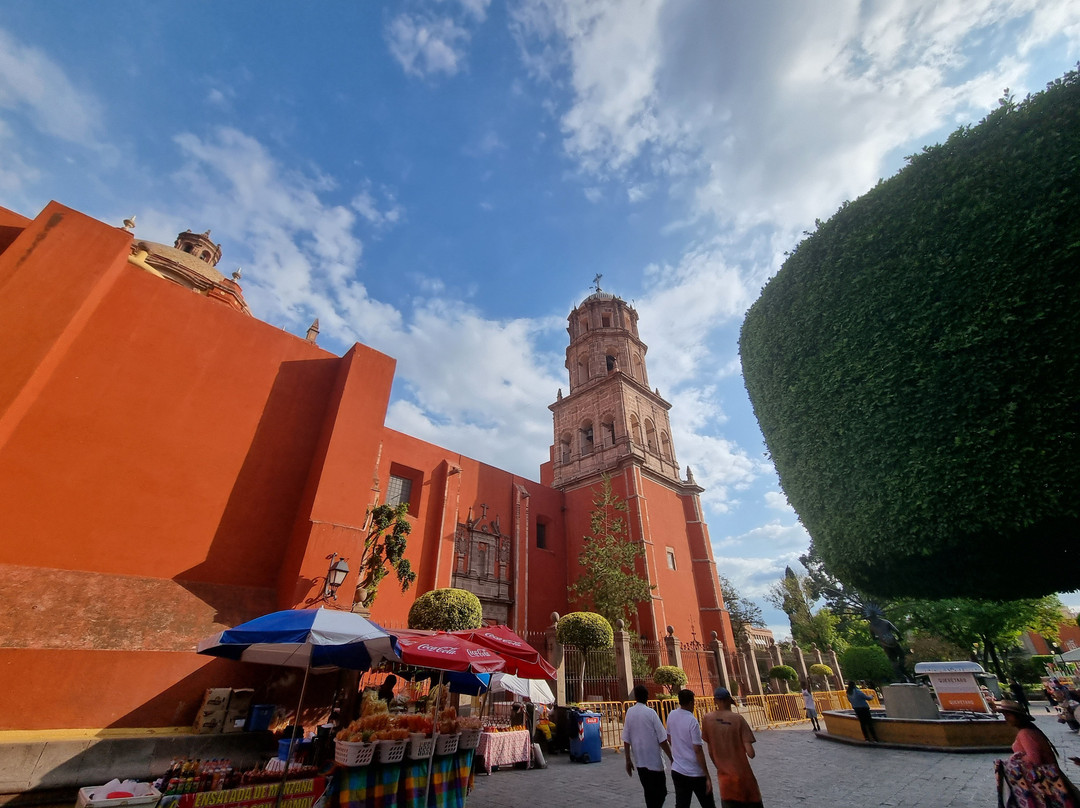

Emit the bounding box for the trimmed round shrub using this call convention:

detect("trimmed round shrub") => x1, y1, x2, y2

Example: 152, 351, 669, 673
767, 665, 799, 685
407, 588, 482, 631
555, 612, 614, 650
808, 663, 834, 684
653, 665, 688, 694
840, 646, 894, 684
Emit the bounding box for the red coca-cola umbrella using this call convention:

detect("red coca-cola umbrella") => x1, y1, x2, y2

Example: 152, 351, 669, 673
451, 625, 557, 680
389, 628, 507, 674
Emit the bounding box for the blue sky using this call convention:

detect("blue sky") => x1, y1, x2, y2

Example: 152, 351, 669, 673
2, 2, 1078, 638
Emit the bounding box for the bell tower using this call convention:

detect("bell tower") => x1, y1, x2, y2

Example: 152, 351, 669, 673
548, 283, 682, 489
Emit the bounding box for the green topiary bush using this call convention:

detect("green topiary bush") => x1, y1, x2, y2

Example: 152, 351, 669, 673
840, 646, 894, 684
808, 663, 834, 688
740, 69, 1080, 600
556, 612, 614, 650
653, 665, 688, 694
407, 588, 483, 631
767, 665, 799, 685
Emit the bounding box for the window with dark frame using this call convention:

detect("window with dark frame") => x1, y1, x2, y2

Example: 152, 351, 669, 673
386, 474, 412, 508
536, 521, 547, 549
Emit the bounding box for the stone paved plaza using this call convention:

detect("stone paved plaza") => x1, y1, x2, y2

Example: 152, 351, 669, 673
466, 711, 1080, 808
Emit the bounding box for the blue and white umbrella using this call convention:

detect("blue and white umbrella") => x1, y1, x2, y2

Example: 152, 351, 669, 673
196, 607, 400, 672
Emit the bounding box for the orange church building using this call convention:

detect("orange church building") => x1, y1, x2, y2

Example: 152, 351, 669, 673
0, 200, 736, 731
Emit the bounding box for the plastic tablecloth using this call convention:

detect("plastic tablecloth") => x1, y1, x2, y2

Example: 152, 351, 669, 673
475, 731, 531, 775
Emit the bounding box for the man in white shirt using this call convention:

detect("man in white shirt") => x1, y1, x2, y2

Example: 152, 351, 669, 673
667, 689, 716, 808
623, 685, 673, 808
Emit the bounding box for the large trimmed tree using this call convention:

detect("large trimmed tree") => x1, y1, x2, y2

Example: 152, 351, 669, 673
740, 69, 1080, 600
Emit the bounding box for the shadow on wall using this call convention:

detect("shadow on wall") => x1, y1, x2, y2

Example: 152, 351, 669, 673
174, 358, 341, 620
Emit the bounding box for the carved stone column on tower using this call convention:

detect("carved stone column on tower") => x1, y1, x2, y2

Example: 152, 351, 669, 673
613, 620, 635, 700
546, 612, 567, 706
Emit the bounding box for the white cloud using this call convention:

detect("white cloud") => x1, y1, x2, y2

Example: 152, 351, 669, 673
764, 491, 792, 512
583, 186, 602, 203
386, 13, 471, 78
351, 185, 404, 229
0, 27, 100, 142
715, 552, 801, 601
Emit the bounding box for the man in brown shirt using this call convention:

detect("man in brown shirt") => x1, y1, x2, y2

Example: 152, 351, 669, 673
700, 687, 763, 808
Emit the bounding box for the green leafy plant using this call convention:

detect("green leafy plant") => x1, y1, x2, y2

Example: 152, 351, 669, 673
568, 475, 654, 627
840, 646, 894, 684
354, 503, 417, 609
653, 665, 688, 694
740, 68, 1080, 600
767, 665, 799, 685
808, 663, 833, 689
557, 612, 614, 699
407, 588, 482, 631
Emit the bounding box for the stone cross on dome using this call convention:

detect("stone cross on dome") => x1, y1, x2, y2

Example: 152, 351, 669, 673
593, 273, 602, 292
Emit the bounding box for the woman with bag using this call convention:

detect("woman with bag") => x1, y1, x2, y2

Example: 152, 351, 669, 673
995, 700, 1080, 807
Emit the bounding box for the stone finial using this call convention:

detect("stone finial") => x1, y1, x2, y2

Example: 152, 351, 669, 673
616, 619, 625, 630
686, 466, 695, 484
557, 388, 563, 400
550, 611, 560, 625
711, 631, 719, 642
305, 319, 320, 344
121, 215, 136, 231
232, 267, 242, 281
666, 625, 675, 637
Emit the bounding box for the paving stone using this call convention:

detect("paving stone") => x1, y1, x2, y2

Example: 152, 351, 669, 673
465, 712, 1080, 808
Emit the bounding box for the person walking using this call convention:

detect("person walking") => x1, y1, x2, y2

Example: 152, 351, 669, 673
995, 699, 1080, 807
847, 680, 878, 743
667, 689, 716, 808
800, 683, 820, 732
701, 686, 763, 808
624, 684, 673, 808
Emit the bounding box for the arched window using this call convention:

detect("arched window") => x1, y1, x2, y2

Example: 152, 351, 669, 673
183, 244, 193, 253
660, 431, 673, 461
578, 359, 588, 386
606, 354, 617, 372
630, 414, 643, 446
601, 415, 616, 447
644, 418, 657, 452
560, 432, 572, 464
580, 421, 594, 455
632, 354, 643, 382
200, 251, 211, 261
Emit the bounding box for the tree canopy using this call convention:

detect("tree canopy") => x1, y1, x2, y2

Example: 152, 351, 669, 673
739, 69, 1080, 599
568, 475, 654, 627
717, 574, 766, 643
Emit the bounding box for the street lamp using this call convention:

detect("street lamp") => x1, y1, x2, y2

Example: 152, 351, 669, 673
324, 553, 350, 600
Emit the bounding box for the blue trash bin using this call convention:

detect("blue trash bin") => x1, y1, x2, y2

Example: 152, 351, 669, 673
569, 709, 602, 763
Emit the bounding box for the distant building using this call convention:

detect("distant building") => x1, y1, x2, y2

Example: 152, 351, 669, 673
0, 201, 738, 730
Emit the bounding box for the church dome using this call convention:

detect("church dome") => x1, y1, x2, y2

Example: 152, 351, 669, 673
128, 229, 251, 315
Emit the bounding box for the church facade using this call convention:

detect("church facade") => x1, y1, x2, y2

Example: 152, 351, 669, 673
0, 200, 735, 731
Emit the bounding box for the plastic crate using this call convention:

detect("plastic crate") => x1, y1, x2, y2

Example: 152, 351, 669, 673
457, 728, 481, 750
376, 739, 407, 764
434, 733, 459, 756
407, 733, 435, 760
334, 741, 376, 767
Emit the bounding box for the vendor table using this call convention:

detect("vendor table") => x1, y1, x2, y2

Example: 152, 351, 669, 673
338, 750, 474, 808
475, 731, 531, 775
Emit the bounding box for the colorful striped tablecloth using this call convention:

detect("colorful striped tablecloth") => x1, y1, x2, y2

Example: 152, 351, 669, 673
338, 750, 475, 808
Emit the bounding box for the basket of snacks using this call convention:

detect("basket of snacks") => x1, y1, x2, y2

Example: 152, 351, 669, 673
377, 738, 407, 764
408, 733, 435, 760
434, 733, 459, 756
334, 740, 376, 768
457, 717, 482, 750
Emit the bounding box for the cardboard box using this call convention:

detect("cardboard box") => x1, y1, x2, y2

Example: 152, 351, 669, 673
193, 687, 232, 734
222, 688, 255, 734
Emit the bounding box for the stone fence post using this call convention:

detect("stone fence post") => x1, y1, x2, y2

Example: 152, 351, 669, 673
546, 612, 567, 706
828, 648, 845, 690
613, 619, 635, 701
709, 631, 731, 694
664, 626, 683, 671
792, 640, 809, 686
743, 633, 763, 695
